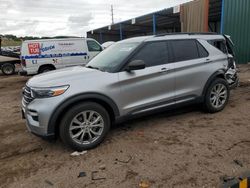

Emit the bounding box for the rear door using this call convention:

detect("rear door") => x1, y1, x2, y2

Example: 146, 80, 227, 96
118, 41, 175, 115
170, 39, 211, 101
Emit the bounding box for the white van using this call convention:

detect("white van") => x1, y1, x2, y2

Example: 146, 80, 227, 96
19, 38, 102, 75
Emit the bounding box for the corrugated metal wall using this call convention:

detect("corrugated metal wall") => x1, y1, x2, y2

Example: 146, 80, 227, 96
222, 0, 250, 64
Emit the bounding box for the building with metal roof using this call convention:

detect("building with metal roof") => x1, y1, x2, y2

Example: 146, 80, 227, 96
87, 0, 250, 64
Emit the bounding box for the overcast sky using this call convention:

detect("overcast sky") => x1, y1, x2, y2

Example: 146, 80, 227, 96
0, 0, 191, 37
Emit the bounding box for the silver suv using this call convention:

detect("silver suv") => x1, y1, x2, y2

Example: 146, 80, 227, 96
22, 33, 238, 151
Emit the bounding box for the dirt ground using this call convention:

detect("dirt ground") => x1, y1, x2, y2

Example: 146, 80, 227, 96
0, 65, 250, 188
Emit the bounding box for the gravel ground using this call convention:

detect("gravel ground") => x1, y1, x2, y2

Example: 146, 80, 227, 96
0, 65, 250, 188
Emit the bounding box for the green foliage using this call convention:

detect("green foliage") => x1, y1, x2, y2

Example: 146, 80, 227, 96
1, 38, 21, 47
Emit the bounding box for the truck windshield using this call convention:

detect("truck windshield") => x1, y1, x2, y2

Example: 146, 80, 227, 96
86, 42, 140, 72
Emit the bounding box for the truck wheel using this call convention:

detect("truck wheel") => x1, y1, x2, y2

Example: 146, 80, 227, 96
59, 102, 111, 151
1, 63, 15, 75
39, 66, 55, 73
203, 78, 230, 113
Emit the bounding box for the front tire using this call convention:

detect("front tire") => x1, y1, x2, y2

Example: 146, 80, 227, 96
204, 78, 230, 113
39, 66, 55, 74
59, 102, 110, 151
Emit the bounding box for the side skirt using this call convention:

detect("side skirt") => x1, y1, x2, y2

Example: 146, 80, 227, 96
115, 96, 203, 124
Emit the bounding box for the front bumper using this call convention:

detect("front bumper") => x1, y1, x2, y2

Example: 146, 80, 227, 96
22, 107, 54, 139
21, 95, 64, 138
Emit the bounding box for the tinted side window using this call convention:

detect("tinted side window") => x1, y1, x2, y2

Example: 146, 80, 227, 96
197, 42, 209, 57
208, 40, 227, 54
87, 40, 102, 51
171, 40, 199, 62
130, 42, 169, 67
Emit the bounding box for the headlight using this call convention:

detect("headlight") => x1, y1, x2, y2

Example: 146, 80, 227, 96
31, 85, 69, 98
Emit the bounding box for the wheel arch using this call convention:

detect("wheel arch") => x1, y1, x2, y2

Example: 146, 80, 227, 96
47, 93, 120, 137
202, 69, 227, 98
38, 64, 56, 73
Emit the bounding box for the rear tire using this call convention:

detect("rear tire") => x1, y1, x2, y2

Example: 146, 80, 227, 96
59, 102, 110, 151
39, 66, 55, 73
203, 78, 229, 113
1, 63, 15, 75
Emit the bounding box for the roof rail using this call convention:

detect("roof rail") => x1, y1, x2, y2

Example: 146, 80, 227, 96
155, 32, 218, 37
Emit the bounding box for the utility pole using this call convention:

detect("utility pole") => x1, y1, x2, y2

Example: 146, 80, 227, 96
111, 5, 114, 24
0, 37, 2, 54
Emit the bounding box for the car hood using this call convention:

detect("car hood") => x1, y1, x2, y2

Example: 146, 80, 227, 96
27, 66, 100, 87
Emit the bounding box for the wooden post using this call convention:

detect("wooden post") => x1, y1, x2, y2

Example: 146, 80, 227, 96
204, 0, 209, 32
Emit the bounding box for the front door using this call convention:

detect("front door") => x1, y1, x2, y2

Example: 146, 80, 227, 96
86, 40, 103, 62
118, 41, 175, 115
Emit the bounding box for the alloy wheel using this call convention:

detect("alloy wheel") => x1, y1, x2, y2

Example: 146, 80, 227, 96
69, 110, 104, 145
210, 83, 228, 109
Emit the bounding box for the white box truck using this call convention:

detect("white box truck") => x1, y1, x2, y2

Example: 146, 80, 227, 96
19, 38, 102, 75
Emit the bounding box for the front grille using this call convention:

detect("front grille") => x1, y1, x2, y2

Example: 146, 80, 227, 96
22, 86, 34, 106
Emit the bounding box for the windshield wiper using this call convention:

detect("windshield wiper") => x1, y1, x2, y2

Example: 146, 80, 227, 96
86, 65, 100, 70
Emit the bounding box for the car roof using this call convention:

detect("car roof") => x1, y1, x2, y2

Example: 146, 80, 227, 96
120, 33, 225, 43
119, 36, 153, 43
23, 38, 88, 43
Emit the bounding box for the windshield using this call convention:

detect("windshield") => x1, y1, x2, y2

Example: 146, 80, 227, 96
86, 42, 140, 72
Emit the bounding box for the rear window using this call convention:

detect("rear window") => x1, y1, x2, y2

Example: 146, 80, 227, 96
208, 40, 227, 54
197, 42, 209, 58
171, 40, 200, 62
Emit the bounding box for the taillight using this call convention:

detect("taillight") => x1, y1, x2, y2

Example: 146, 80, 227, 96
228, 57, 235, 68
21, 59, 26, 67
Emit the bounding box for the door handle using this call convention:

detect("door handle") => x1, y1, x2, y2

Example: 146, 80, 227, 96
205, 58, 212, 63
159, 67, 170, 73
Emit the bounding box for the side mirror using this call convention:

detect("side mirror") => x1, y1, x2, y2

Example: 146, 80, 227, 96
125, 60, 145, 71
